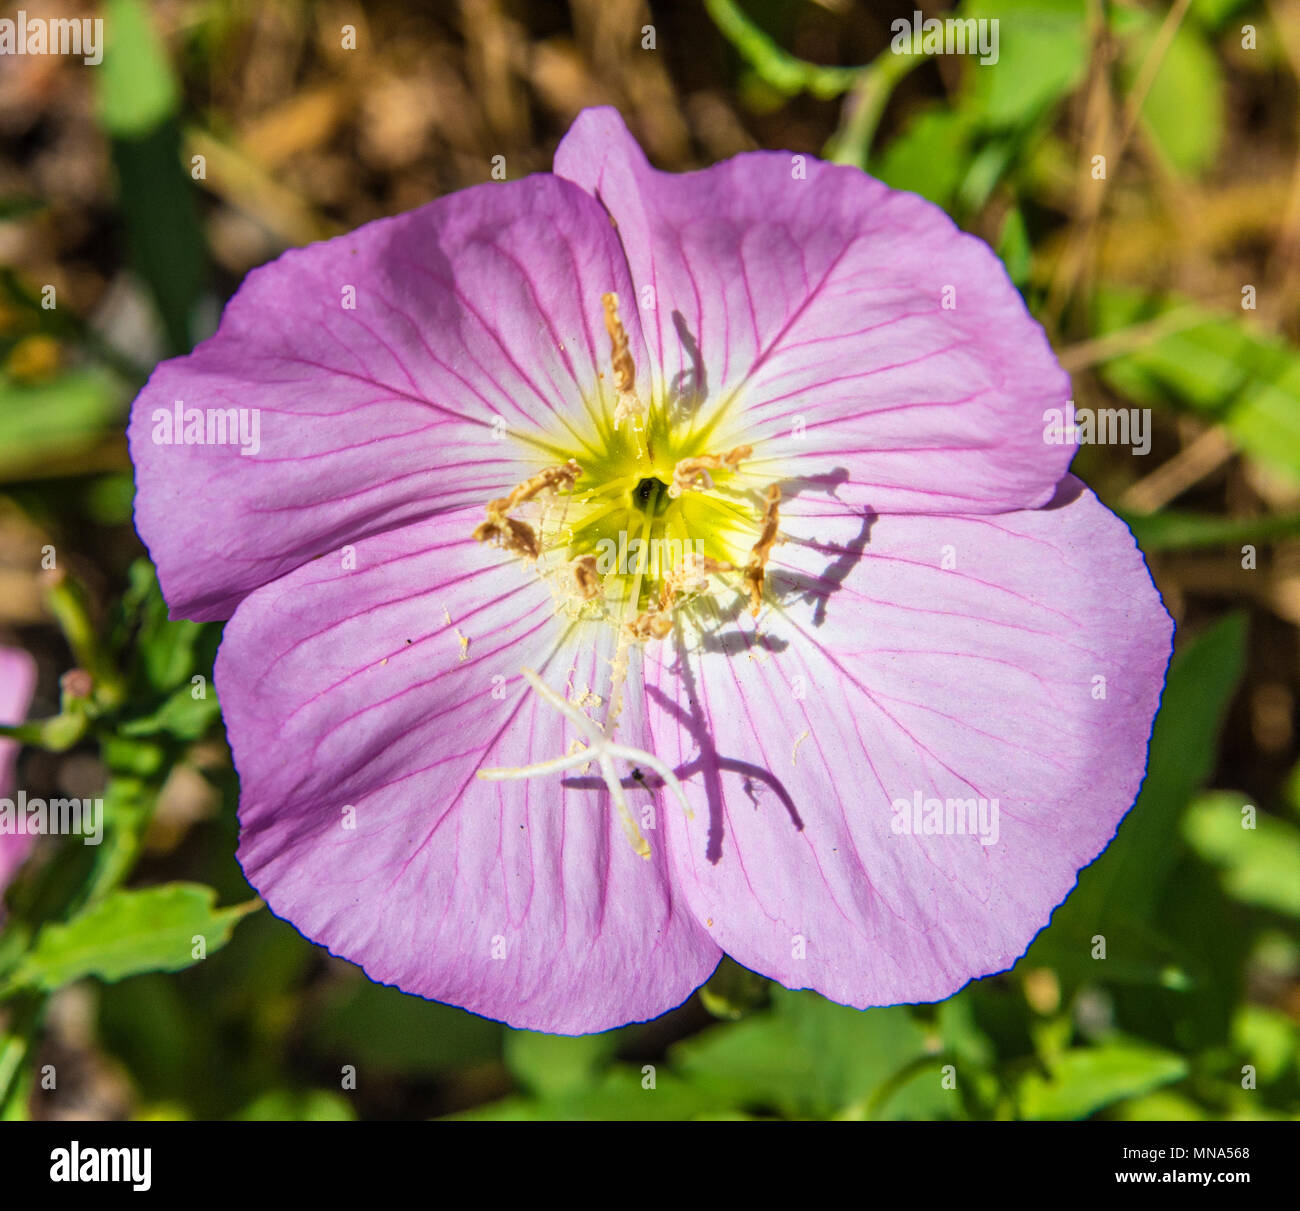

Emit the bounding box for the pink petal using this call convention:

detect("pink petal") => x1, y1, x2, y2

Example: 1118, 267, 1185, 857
217, 510, 719, 1033
555, 107, 1072, 517
129, 174, 651, 621
643, 479, 1172, 1007
0, 646, 38, 892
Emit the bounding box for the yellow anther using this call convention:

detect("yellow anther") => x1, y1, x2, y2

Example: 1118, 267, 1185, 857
743, 483, 781, 617
627, 607, 673, 642
472, 460, 582, 561
572, 554, 602, 602
601, 292, 645, 431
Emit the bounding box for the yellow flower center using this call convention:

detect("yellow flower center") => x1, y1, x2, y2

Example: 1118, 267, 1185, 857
472, 292, 782, 644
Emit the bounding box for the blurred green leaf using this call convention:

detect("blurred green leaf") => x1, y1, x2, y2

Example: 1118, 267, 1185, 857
1018, 1043, 1188, 1118
961, 0, 1089, 127
1071, 615, 1243, 924
1184, 792, 1300, 917
97, 0, 178, 137
98, 972, 211, 1105
82, 473, 136, 525
1189, 0, 1256, 30
1028, 614, 1245, 991
997, 205, 1033, 290
876, 109, 973, 208
233, 1089, 355, 1121
454, 1065, 731, 1121
119, 681, 221, 741
779, 991, 945, 1117
503, 1029, 621, 1098
1232, 1005, 1297, 1085
697, 956, 769, 1020
1125, 19, 1224, 177
0, 370, 122, 480
1122, 509, 1300, 552
672, 989, 948, 1119
670, 1007, 812, 1115
97, 0, 205, 353
119, 560, 219, 698
1098, 292, 1300, 482
0, 196, 45, 220
307, 978, 501, 1077
5, 884, 258, 994
1111, 1090, 1207, 1120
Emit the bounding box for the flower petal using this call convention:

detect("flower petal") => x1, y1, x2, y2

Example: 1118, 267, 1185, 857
217, 511, 719, 1032
643, 479, 1172, 1007
555, 107, 1072, 516
129, 173, 651, 621
0, 646, 38, 892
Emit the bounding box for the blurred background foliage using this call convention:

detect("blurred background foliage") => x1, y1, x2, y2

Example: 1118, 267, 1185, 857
0, 0, 1298, 1121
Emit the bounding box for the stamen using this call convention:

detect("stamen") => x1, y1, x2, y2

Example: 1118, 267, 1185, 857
473, 460, 582, 560
477, 667, 694, 859
627, 606, 673, 642
668, 444, 752, 498
572, 554, 602, 602
657, 552, 732, 615
743, 483, 781, 617
601, 292, 646, 431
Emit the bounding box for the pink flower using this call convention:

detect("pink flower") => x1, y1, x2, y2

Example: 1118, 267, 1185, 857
127, 108, 1171, 1033
0, 646, 38, 895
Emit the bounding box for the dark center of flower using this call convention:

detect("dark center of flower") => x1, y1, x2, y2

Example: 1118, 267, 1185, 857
632, 476, 670, 514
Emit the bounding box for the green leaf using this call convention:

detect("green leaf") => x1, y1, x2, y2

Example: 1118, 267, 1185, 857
97, 0, 178, 137
1110, 1090, 1207, 1121
996, 205, 1033, 290
306, 978, 500, 1077
1231, 1005, 1297, 1084
671, 1009, 813, 1115
671, 989, 946, 1119
777, 990, 943, 1118
0, 371, 123, 480
5, 884, 259, 994
960, 0, 1089, 128
1125, 19, 1224, 177
83, 473, 136, 525
1097, 292, 1300, 482
1121, 509, 1300, 552
121, 561, 219, 697
875, 108, 973, 208
1028, 615, 1245, 976
1189, 0, 1255, 31
97, 1, 205, 354
453, 1065, 732, 1121
1184, 792, 1300, 918
232, 1089, 356, 1121
1073, 615, 1243, 923
504, 1029, 621, 1098
697, 956, 769, 1020
1018, 1043, 1188, 1119
119, 682, 221, 741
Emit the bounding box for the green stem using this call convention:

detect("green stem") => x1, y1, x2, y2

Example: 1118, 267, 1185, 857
0, 994, 43, 1116
45, 574, 125, 708
824, 49, 930, 168
704, 0, 863, 98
